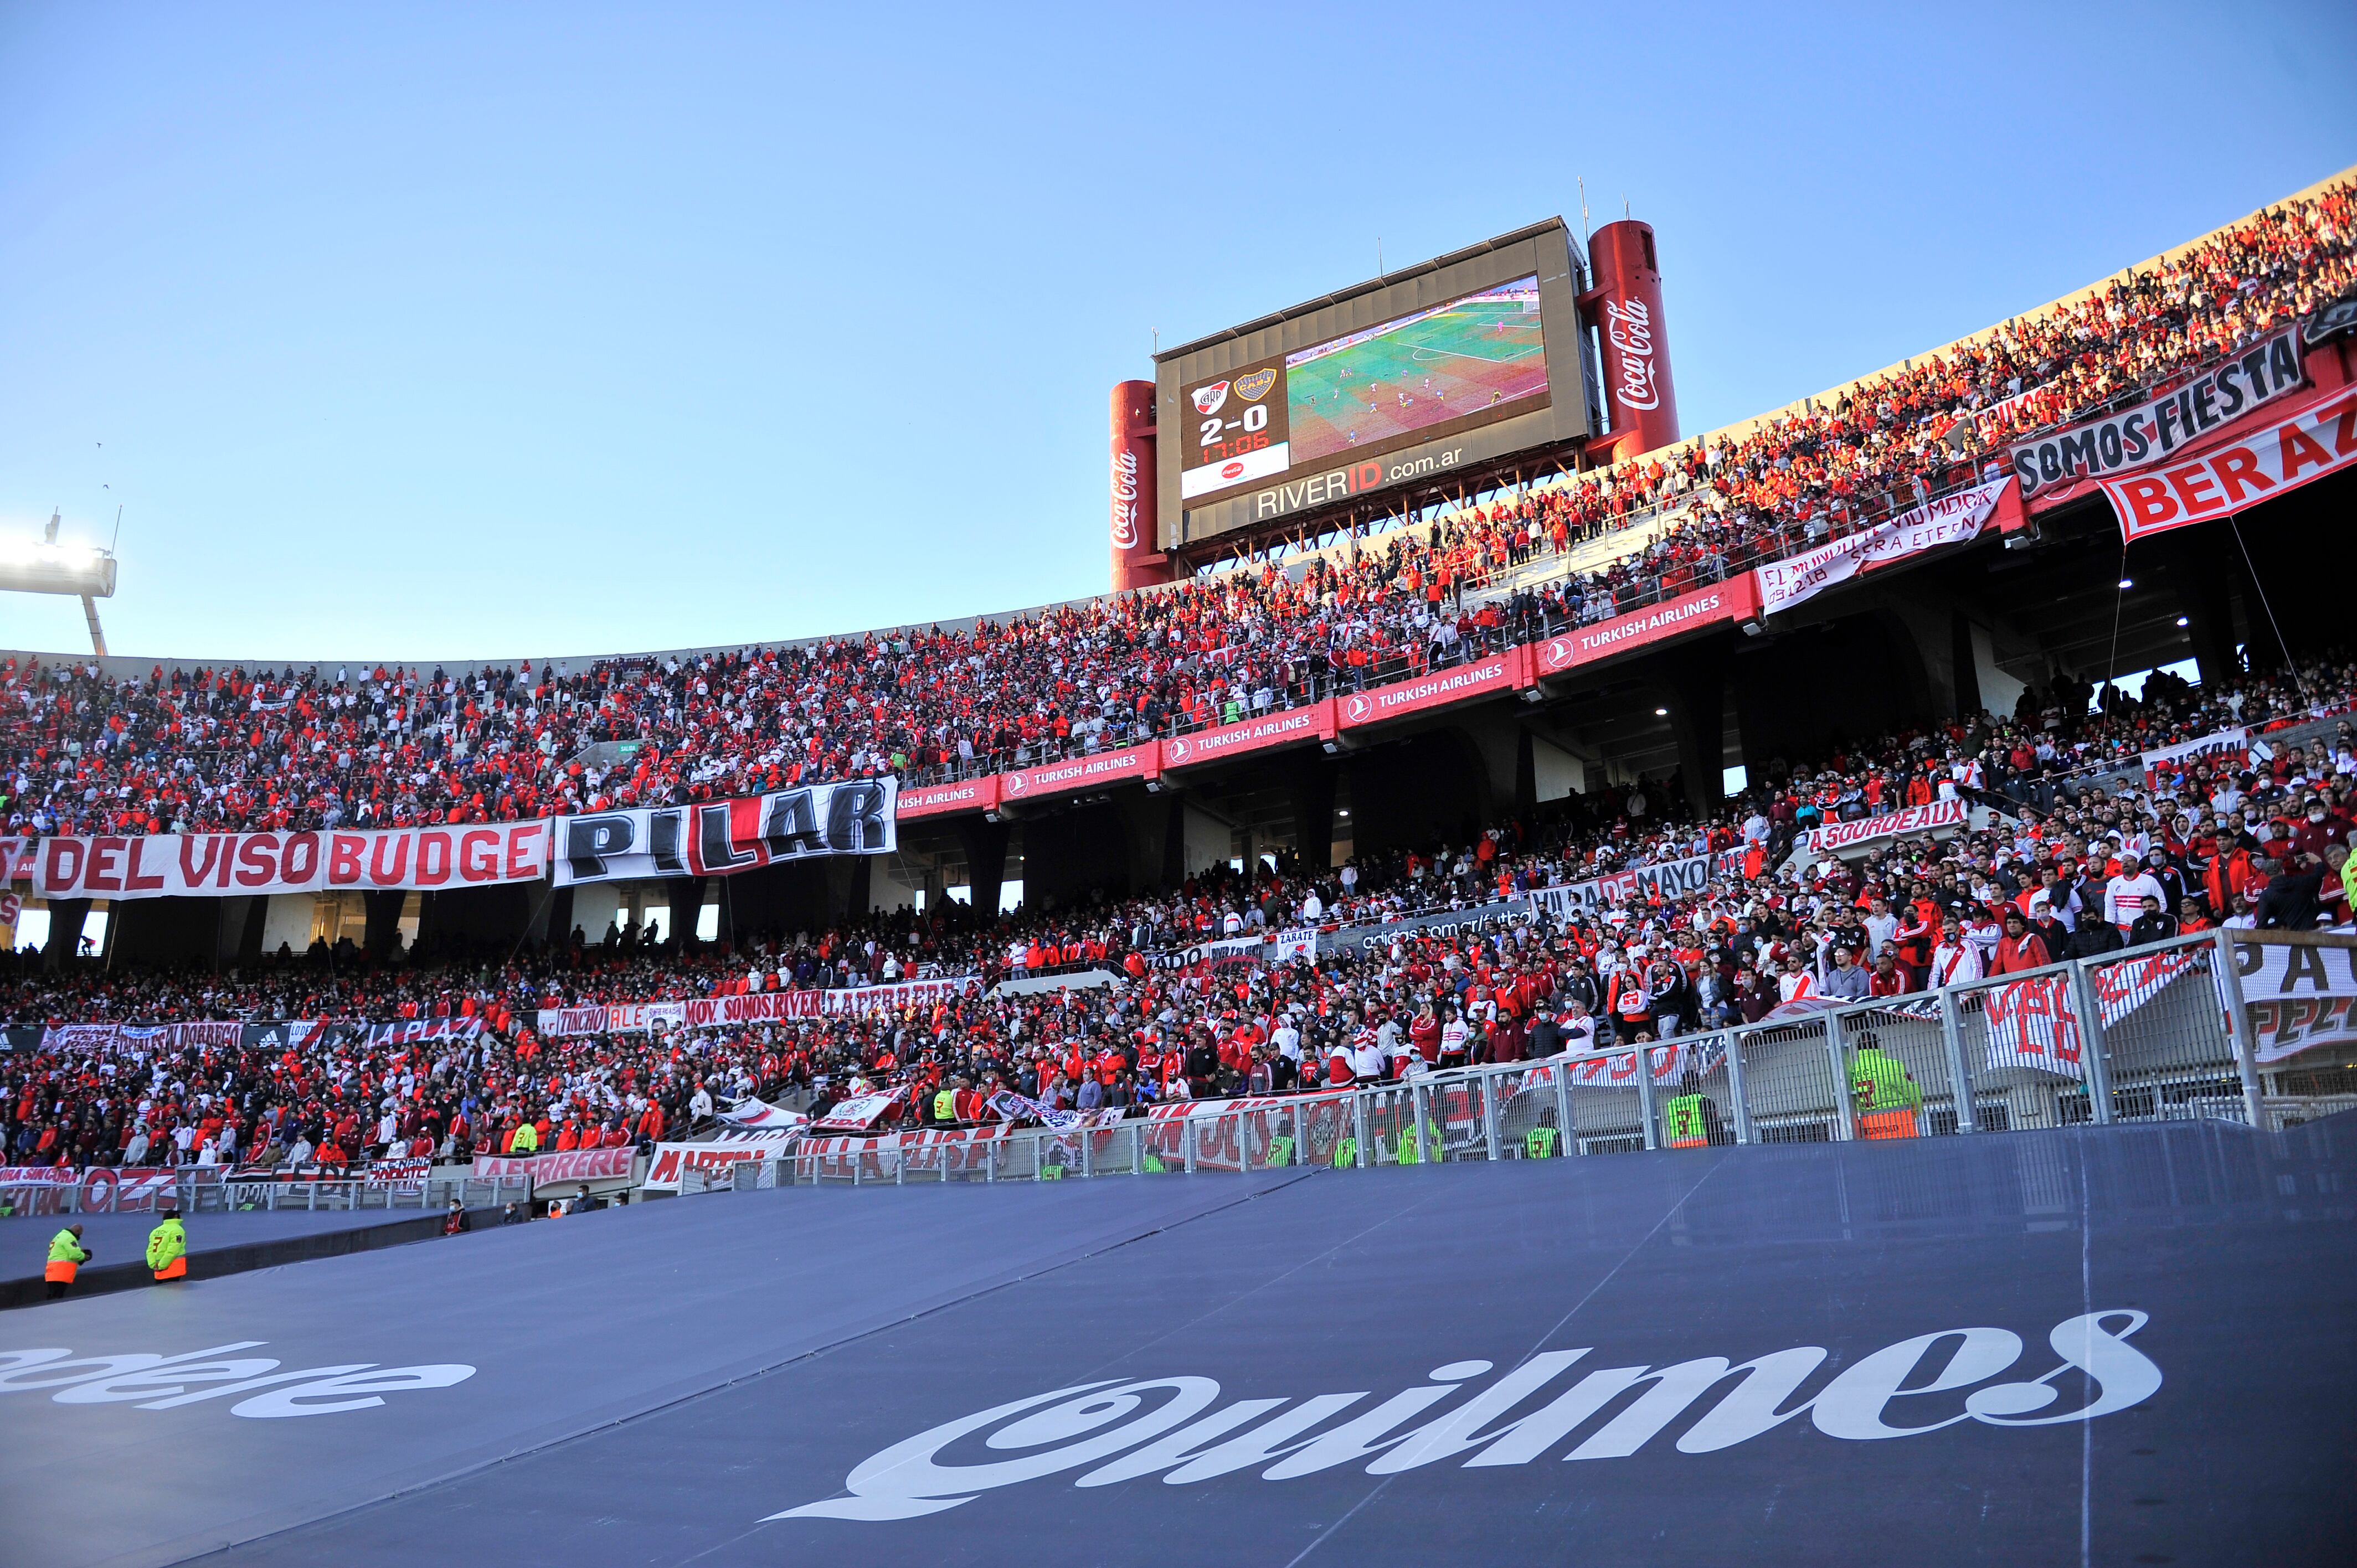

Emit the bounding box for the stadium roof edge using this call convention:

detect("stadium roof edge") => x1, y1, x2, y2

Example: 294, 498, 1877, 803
1677, 161, 2357, 456
1153, 217, 1573, 364
10, 168, 2349, 681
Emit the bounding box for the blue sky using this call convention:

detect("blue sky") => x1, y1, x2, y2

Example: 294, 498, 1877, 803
2, 2, 2351, 665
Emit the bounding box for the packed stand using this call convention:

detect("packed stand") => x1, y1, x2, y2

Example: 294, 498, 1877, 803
8, 647, 2355, 1168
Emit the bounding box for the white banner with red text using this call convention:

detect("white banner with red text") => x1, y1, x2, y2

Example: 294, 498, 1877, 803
1141, 1091, 1352, 1169
2140, 728, 2250, 788
471, 1146, 638, 1185
552, 778, 896, 886
1527, 847, 1752, 921
641, 1130, 807, 1192
1805, 798, 1969, 855
8, 822, 552, 900
533, 975, 980, 1038
1755, 477, 2015, 618
2101, 380, 2357, 541
2231, 937, 2357, 1065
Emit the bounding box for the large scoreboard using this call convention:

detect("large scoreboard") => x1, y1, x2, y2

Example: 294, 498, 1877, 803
1155, 220, 1591, 550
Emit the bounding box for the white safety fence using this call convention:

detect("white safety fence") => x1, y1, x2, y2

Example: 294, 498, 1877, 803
697, 927, 2348, 1189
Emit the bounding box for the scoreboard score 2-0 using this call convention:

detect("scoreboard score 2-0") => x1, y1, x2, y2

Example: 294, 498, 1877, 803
1182, 360, 1291, 498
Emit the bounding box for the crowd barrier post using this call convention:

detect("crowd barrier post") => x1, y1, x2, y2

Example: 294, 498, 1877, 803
1412, 1081, 1438, 1167
1720, 1028, 1754, 1145
2066, 960, 2117, 1126
1823, 1010, 1857, 1142
1549, 1065, 1576, 1155
1632, 1048, 1659, 1151
2214, 926, 2267, 1129
1351, 1094, 1371, 1169
1183, 1116, 1198, 1175
1080, 1127, 1095, 1179
1937, 989, 1978, 1133
1481, 1074, 1504, 1162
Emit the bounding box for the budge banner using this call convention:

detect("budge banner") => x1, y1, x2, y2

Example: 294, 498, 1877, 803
16, 822, 550, 900
2100, 382, 2357, 543
2013, 329, 2305, 502
554, 778, 896, 886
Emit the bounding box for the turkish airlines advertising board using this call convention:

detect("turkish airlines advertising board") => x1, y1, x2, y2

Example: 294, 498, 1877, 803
1531, 577, 1757, 677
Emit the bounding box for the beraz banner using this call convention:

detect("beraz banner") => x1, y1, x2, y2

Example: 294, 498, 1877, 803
2099, 381, 2357, 543
2011, 329, 2305, 501
554, 778, 896, 887
9, 823, 550, 901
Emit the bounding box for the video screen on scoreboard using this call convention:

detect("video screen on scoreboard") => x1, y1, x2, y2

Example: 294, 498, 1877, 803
1179, 274, 1550, 502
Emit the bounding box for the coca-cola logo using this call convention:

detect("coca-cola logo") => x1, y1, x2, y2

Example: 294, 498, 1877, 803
765, 1311, 2161, 1521
1110, 450, 1142, 550
1604, 297, 1660, 413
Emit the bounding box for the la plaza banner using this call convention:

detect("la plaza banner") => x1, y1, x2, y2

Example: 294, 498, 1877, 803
4, 822, 551, 900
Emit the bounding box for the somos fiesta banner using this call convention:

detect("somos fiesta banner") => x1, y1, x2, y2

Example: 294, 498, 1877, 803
8, 823, 549, 901
554, 779, 896, 887
2012, 329, 2307, 502
1755, 477, 2015, 619
2100, 381, 2357, 543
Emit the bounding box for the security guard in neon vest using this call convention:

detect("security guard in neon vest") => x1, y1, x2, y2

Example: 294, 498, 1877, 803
1332, 1134, 1359, 1169
1662, 1072, 1715, 1149
1525, 1108, 1562, 1159
1395, 1122, 1437, 1165
933, 1081, 958, 1126
147, 1205, 188, 1283
1265, 1122, 1296, 1167
1848, 1033, 1923, 1139
45, 1224, 90, 1301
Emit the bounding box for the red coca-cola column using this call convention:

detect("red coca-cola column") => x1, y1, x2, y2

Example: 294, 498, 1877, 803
1109, 380, 1171, 591
1579, 219, 1680, 463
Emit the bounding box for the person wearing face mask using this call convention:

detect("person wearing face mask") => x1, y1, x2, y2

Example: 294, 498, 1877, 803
2291, 798, 2344, 861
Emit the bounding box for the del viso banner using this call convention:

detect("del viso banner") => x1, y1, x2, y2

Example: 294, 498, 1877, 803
8, 823, 550, 900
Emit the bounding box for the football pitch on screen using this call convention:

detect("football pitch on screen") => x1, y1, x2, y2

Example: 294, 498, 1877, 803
1286, 298, 1547, 463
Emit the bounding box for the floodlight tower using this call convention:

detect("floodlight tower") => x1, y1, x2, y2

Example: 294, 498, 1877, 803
1, 511, 118, 655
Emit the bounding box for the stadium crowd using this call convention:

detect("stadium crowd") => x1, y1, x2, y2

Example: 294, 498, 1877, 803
8, 646, 2354, 1172
4, 184, 2349, 842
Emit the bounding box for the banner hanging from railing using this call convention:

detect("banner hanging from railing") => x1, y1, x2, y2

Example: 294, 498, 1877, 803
1804, 797, 1970, 857
2230, 937, 2357, 1064
2101, 381, 2357, 543
641, 1130, 806, 1192
2011, 328, 2307, 502
1526, 847, 1751, 921
9, 822, 551, 901
553, 779, 896, 886
1755, 477, 2015, 619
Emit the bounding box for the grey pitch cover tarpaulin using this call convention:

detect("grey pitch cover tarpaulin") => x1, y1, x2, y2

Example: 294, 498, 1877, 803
4, 1121, 2351, 1567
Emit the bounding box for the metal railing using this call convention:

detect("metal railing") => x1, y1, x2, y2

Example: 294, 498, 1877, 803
738, 929, 2351, 1190
0, 1168, 532, 1216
